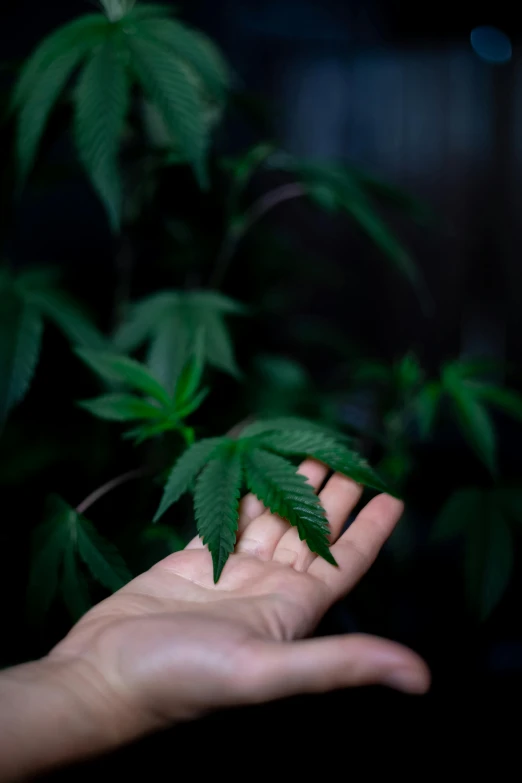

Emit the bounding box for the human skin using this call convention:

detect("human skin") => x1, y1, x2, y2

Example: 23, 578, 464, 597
0, 459, 430, 781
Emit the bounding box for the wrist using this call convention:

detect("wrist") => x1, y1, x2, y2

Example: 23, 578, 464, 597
0, 655, 142, 781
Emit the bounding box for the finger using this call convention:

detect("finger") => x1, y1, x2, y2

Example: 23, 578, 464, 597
185, 486, 283, 551
272, 473, 363, 571
235, 459, 329, 560
308, 494, 404, 601
241, 633, 430, 703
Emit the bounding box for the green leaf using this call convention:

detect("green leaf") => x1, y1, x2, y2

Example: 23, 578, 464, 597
473, 384, 522, 423
11, 14, 109, 110
432, 487, 482, 543
188, 291, 247, 315
448, 382, 497, 474
15, 26, 108, 185
74, 34, 130, 231
240, 416, 346, 441
199, 308, 240, 377
27, 512, 68, 623
395, 353, 423, 393
76, 349, 171, 407
112, 291, 177, 351
23, 286, 106, 350
114, 290, 243, 386
76, 516, 132, 591
0, 289, 43, 427
175, 386, 209, 420
259, 430, 391, 495
415, 381, 441, 440
78, 393, 165, 421
194, 447, 243, 582
154, 437, 226, 521
146, 309, 188, 394
133, 17, 229, 100
244, 448, 337, 567
126, 32, 208, 187
173, 327, 205, 408
465, 500, 513, 620
224, 142, 276, 213
61, 545, 93, 621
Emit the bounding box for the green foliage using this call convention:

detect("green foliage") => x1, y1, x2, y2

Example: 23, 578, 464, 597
0, 284, 42, 428
155, 418, 388, 582
12, 2, 230, 229
433, 487, 520, 620
77, 349, 208, 442
113, 290, 244, 392
74, 34, 130, 231
224, 147, 427, 290
28, 496, 131, 622
154, 437, 226, 519
244, 447, 336, 567
195, 446, 243, 582
0, 269, 105, 428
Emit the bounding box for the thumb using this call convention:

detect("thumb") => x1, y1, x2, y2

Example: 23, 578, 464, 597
242, 634, 430, 703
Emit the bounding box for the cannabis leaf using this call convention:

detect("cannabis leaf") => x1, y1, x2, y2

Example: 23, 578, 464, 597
223, 146, 428, 292
28, 495, 131, 623
0, 284, 43, 428
433, 487, 519, 620
0, 269, 106, 428
12, 3, 230, 229
77, 347, 209, 443
195, 446, 243, 582
155, 418, 388, 582
74, 34, 130, 231
154, 437, 226, 519
113, 290, 245, 392
244, 447, 336, 566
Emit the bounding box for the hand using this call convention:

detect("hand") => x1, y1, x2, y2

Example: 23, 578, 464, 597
50, 460, 430, 737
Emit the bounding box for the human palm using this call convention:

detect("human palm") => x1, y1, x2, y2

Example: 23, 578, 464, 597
51, 459, 430, 739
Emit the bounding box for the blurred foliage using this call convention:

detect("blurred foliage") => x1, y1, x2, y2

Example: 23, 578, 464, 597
0, 0, 521, 645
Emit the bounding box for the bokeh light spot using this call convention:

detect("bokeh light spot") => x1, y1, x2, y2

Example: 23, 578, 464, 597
470, 26, 512, 64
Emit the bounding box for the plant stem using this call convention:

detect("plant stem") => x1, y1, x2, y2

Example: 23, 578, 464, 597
210, 182, 307, 289
76, 468, 147, 515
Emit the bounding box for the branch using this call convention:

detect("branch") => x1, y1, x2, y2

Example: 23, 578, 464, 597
76, 468, 148, 515
210, 182, 308, 288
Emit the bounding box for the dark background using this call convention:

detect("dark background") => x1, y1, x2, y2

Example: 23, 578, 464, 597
1, 0, 522, 771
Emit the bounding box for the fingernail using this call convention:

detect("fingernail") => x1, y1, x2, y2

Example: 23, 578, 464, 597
383, 668, 429, 694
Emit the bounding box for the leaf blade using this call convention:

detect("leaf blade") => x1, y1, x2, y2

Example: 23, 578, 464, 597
74, 34, 130, 231
0, 289, 43, 427
259, 430, 390, 494
78, 393, 165, 421
244, 448, 336, 566
76, 516, 132, 592
154, 437, 226, 521
76, 349, 171, 407
126, 32, 208, 187
194, 447, 243, 582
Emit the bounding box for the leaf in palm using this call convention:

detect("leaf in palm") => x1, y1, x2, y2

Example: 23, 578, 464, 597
195, 447, 243, 582
155, 418, 389, 582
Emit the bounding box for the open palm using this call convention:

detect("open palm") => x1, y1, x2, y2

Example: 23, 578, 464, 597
51, 459, 430, 739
